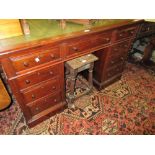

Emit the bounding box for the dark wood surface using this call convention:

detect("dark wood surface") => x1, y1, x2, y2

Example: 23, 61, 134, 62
0, 19, 144, 127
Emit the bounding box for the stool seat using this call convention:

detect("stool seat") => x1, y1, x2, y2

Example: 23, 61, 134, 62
65, 54, 98, 108
65, 54, 98, 70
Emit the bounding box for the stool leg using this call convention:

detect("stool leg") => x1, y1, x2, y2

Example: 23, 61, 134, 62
88, 63, 94, 91
68, 70, 77, 108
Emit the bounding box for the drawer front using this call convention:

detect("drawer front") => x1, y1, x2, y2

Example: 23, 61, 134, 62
109, 41, 130, 55
104, 63, 124, 80
115, 26, 137, 41
140, 23, 155, 33
27, 91, 62, 116
10, 47, 60, 72
21, 78, 60, 104
106, 55, 126, 67
15, 64, 60, 90
106, 41, 130, 66
67, 39, 91, 57
91, 32, 112, 47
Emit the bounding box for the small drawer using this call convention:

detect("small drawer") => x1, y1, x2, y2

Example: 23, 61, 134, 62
104, 63, 124, 80
140, 23, 155, 33
10, 46, 61, 73
27, 91, 62, 116
106, 56, 126, 67
91, 32, 112, 47
66, 38, 91, 57
115, 26, 137, 41
15, 64, 60, 90
109, 41, 130, 54
106, 41, 130, 65
21, 78, 60, 104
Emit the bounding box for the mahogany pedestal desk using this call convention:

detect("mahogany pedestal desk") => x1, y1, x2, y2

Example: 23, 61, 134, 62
0, 19, 144, 127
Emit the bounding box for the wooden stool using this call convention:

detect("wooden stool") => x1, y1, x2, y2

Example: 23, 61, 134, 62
65, 54, 98, 108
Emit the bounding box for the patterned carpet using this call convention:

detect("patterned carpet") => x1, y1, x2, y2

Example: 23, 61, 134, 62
0, 63, 155, 135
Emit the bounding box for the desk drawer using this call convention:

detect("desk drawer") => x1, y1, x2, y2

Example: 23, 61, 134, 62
109, 41, 129, 54
91, 32, 112, 47
27, 91, 62, 116
67, 39, 91, 57
15, 63, 60, 90
106, 41, 130, 66
140, 23, 155, 33
10, 46, 60, 73
104, 63, 124, 80
21, 78, 60, 104
115, 26, 137, 41
106, 56, 126, 67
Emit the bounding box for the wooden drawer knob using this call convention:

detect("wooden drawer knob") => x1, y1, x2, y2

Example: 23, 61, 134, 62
105, 38, 110, 42
31, 94, 36, 99
130, 31, 134, 34
72, 47, 79, 52
51, 54, 55, 58
49, 71, 53, 75
119, 33, 123, 37
25, 80, 30, 84
52, 86, 56, 90
124, 44, 128, 48
107, 73, 111, 77
35, 107, 39, 111
23, 62, 29, 67
114, 48, 118, 51
120, 57, 124, 61
111, 60, 114, 64
116, 68, 120, 72
54, 99, 57, 102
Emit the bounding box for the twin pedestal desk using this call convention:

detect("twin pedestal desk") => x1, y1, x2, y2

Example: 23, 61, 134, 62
0, 20, 144, 127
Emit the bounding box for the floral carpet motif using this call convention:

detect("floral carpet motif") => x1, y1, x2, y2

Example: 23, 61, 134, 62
0, 63, 155, 135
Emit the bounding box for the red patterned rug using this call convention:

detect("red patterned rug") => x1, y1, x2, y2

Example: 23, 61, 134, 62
0, 63, 155, 135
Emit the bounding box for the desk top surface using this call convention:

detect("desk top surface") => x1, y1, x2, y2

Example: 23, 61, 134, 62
0, 19, 142, 54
